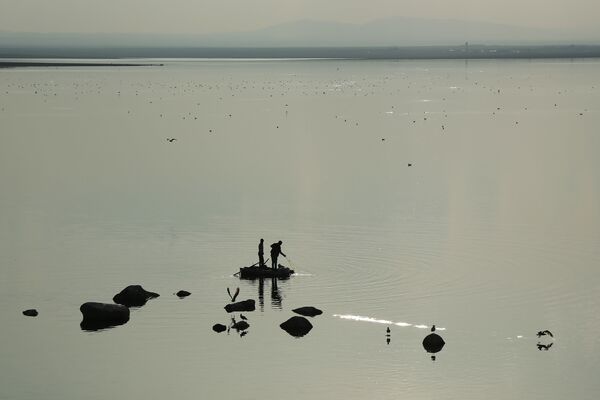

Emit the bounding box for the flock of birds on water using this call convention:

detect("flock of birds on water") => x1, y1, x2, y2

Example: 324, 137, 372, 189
1, 67, 593, 151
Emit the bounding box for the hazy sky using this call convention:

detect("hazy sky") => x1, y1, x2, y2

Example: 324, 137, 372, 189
1, 0, 599, 37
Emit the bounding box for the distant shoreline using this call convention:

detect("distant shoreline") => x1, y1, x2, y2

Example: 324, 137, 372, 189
1, 45, 600, 61
0, 61, 163, 68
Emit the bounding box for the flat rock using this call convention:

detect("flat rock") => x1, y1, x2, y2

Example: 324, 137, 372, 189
422, 333, 445, 354
176, 290, 191, 298
292, 306, 322, 317
212, 324, 227, 333
113, 285, 159, 307
280, 316, 313, 337
80, 302, 130, 331
224, 299, 255, 313
22, 309, 38, 317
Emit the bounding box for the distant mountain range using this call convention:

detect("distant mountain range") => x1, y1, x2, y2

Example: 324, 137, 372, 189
0, 16, 591, 49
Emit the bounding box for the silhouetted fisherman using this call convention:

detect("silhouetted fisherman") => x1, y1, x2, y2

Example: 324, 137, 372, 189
270, 240, 286, 270
258, 238, 265, 267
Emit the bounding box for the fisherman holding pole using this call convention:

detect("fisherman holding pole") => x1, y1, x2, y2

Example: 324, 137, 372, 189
270, 240, 286, 270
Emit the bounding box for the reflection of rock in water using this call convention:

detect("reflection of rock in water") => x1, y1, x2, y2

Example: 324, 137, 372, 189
80, 319, 129, 331
280, 316, 313, 337
422, 333, 445, 354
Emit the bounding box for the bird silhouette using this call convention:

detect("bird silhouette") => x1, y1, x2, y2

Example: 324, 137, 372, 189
166, 138, 177, 142
227, 287, 240, 302
431, 324, 436, 332
240, 314, 247, 321
537, 330, 553, 338
386, 327, 391, 334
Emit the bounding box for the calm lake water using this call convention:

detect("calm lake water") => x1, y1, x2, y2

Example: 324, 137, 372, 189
1, 58, 599, 399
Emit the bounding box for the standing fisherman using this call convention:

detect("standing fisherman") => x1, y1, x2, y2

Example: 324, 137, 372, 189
270, 240, 286, 270
258, 238, 265, 267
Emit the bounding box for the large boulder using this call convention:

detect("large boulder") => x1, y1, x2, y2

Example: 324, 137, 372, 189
113, 285, 159, 307
292, 306, 322, 317
224, 299, 255, 313
280, 316, 313, 337
80, 302, 130, 331
422, 333, 445, 353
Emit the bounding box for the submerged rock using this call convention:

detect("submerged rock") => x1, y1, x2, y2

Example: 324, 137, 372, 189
224, 299, 255, 313
80, 302, 130, 331
176, 290, 191, 298
22, 309, 38, 317
280, 316, 313, 337
113, 285, 159, 307
422, 333, 445, 354
292, 306, 322, 317
212, 324, 227, 333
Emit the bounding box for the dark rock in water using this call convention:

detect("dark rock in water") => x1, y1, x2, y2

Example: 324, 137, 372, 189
80, 302, 130, 331
113, 285, 159, 307
231, 320, 250, 331
224, 299, 255, 313
422, 333, 445, 353
280, 316, 313, 337
292, 306, 323, 317
212, 324, 227, 333
22, 309, 38, 317
176, 290, 191, 298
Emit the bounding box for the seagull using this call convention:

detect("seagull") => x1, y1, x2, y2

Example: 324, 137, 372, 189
386, 327, 391, 334
166, 138, 177, 142
537, 330, 553, 338
431, 325, 436, 332
240, 314, 247, 321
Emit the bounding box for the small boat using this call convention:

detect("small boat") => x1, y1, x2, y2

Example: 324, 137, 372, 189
238, 264, 295, 280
